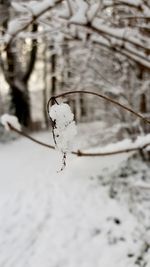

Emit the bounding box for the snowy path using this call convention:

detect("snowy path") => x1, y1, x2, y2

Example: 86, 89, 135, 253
0, 133, 147, 267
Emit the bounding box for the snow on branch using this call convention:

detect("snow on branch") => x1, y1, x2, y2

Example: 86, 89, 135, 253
1, 0, 63, 48
4, 112, 150, 159
69, 1, 101, 24
69, 0, 88, 24
1, 114, 21, 131
86, 135, 150, 156
48, 102, 77, 171
48, 90, 150, 125
91, 33, 150, 69
0, 0, 149, 68
66, 0, 150, 68
2, 90, 149, 164
67, 19, 149, 68
12, 0, 55, 16
103, 0, 143, 9
49, 103, 77, 153
91, 20, 149, 51
1, 95, 150, 167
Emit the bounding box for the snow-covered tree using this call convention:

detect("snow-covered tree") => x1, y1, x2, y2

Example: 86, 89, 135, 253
0, 0, 149, 133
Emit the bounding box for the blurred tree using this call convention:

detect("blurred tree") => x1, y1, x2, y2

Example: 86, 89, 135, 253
0, 0, 149, 134
0, 0, 38, 127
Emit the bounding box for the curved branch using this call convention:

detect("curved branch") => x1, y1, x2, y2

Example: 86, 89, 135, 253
103, 2, 142, 10
8, 123, 55, 149
47, 90, 150, 125
7, 123, 150, 157
64, 25, 150, 68
68, 18, 149, 53
66, 34, 150, 69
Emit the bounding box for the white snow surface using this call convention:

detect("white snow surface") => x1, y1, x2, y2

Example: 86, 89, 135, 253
49, 103, 77, 153
0, 131, 149, 267
1, 114, 21, 131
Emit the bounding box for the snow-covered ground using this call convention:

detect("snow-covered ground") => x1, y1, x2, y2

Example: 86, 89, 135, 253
0, 132, 150, 267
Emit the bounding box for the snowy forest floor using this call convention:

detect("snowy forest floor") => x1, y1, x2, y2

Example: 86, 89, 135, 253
0, 129, 150, 267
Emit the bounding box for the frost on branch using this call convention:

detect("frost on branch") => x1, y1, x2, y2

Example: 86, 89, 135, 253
49, 103, 77, 153
49, 103, 77, 170
0, 114, 21, 132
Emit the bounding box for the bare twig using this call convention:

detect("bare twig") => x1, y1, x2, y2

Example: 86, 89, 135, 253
8, 123, 55, 150
7, 122, 150, 157
4, 90, 150, 158
47, 90, 150, 125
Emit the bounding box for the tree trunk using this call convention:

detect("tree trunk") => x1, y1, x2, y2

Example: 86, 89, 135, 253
10, 83, 31, 127
80, 94, 86, 118
50, 44, 57, 95
43, 41, 49, 128
1, 11, 38, 128
138, 68, 148, 134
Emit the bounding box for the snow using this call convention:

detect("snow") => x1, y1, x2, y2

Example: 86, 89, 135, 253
70, 0, 88, 24
82, 133, 150, 155
27, 0, 55, 16
91, 33, 150, 68
7, 17, 31, 36
87, 3, 100, 22
118, 0, 142, 6
0, 114, 21, 132
0, 131, 149, 267
11, 2, 30, 13
2, 0, 56, 45
0, 133, 145, 267
104, 0, 142, 7
49, 103, 77, 153
135, 134, 150, 149
12, 0, 55, 16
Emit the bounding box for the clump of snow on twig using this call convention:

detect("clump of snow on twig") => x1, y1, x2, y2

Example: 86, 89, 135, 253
49, 103, 77, 153
0, 114, 21, 131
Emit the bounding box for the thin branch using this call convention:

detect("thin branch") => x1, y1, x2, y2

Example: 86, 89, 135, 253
102, 2, 142, 10
119, 16, 150, 20
65, 33, 150, 69
67, 21, 150, 68
69, 19, 149, 52
7, 122, 150, 157
8, 123, 55, 149
47, 90, 150, 125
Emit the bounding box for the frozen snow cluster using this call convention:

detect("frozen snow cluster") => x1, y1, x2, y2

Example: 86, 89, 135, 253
0, 114, 21, 132
49, 103, 77, 153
